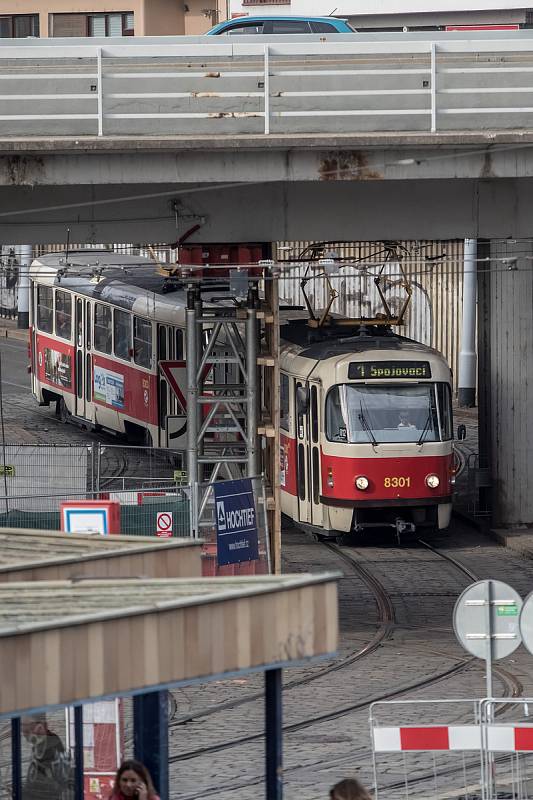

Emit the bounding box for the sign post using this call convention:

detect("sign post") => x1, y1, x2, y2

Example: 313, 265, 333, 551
214, 478, 259, 566
454, 579, 523, 798
453, 579, 522, 698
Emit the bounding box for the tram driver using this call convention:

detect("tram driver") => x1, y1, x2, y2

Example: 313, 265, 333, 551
397, 412, 415, 429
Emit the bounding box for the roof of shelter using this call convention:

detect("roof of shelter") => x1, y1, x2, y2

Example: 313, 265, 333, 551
0, 573, 338, 717
0, 528, 202, 580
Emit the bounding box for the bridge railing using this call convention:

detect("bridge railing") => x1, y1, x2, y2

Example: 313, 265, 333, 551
1, 37, 533, 137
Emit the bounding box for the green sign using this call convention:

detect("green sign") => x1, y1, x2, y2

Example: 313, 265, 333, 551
174, 469, 187, 484
496, 604, 518, 616
348, 360, 432, 380
0, 465, 15, 477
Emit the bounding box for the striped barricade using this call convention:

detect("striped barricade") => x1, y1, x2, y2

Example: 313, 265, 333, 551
370, 699, 485, 799
370, 699, 533, 799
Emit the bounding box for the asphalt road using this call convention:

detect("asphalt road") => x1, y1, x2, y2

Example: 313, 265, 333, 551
0, 337, 30, 397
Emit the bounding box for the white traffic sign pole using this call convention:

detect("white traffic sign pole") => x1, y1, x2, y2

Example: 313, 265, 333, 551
484, 580, 494, 800
484, 579, 493, 701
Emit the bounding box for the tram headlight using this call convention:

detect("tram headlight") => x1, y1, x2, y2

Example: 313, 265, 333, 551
425, 474, 440, 489
355, 476, 369, 491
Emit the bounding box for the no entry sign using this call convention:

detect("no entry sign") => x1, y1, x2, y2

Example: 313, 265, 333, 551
156, 511, 173, 538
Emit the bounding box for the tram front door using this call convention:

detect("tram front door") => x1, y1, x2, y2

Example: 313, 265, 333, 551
295, 380, 323, 529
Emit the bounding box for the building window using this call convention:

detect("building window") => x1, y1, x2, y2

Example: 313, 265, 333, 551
49, 12, 134, 37
0, 15, 39, 38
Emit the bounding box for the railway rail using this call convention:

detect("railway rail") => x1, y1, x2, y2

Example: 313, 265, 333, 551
168, 536, 522, 770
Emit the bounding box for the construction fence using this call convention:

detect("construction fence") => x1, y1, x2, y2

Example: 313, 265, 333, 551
0, 444, 271, 574
371, 698, 533, 799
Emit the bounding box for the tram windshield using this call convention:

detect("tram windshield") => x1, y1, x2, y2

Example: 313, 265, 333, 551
326, 383, 452, 444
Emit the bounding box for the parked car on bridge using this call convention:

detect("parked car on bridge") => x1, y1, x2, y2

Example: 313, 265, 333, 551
206, 16, 356, 34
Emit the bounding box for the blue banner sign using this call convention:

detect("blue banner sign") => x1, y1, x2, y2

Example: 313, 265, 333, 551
214, 478, 259, 566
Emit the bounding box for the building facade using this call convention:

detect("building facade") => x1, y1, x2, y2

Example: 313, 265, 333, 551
227, 0, 533, 31
0, 0, 222, 38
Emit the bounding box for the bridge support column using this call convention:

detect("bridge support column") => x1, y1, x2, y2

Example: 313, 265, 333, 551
15, 245, 32, 329
478, 239, 533, 527
458, 238, 477, 407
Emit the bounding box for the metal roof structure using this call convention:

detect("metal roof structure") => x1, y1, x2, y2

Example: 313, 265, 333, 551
0, 572, 338, 718
0, 528, 202, 581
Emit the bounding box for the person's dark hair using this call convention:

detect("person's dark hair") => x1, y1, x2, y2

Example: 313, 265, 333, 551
330, 777, 372, 800
112, 760, 156, 797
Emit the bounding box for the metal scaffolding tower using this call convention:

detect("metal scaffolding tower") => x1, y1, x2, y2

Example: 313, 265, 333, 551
185, 268, 280, 571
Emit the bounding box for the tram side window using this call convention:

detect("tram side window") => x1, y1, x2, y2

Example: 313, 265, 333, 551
55, 290, 72, 340
437, 383, 453, 440
280, 373, 290, 431
176, 329, 184, 359
134, 317, 152, 369
94, 303, 112, 354
114, 309, 132, 361
37, 285, 54, 334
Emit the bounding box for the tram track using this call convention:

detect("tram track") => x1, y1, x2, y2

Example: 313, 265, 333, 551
170, 536, 524, 800
170, 535, 523, 767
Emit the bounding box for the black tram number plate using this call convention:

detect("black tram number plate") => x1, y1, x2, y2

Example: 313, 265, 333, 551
348, 361, 432, 380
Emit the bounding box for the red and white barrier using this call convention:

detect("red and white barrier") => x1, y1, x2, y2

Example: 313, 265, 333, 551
373, 724, 533, 753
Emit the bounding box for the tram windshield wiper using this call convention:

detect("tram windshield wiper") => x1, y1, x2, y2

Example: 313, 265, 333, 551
358, 402, 378, 446
417, 413, 432, 446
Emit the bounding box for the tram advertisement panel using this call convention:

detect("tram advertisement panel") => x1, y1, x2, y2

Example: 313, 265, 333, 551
93, 366, 125, 410
43, 347, 72, 389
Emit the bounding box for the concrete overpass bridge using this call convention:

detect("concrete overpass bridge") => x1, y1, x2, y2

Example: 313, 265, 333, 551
2, 34, 533, 242
1, 34, 533, 533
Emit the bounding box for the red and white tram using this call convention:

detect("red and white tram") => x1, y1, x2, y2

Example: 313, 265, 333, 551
29, 251, 188, 447
30, 250, 457, 538
279, 320, 455, 538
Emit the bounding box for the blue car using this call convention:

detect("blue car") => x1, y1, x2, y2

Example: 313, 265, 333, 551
206, 15, 356, 35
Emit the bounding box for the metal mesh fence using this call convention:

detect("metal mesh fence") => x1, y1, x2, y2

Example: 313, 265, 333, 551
0, 445, 93, 511
96, 444, 184, 494
371, 699, 485, 800
0, 486, 190, 538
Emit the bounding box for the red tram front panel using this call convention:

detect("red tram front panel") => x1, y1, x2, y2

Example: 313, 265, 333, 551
320, 452, 453, 504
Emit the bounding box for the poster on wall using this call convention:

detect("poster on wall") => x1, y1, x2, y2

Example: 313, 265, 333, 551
93, 366, 125, 409
43, 348, 72, 388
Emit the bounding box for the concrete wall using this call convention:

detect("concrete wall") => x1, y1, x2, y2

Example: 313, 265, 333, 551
183, 0, 219, 35
478, 239, 533, 527
142, 0, 185, 35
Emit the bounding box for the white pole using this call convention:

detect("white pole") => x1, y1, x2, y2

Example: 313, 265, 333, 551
15, 244, 32, 329
458, 238, 477, 407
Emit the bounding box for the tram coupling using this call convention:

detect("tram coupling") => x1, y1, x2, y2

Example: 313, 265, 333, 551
352, 518, 416, 545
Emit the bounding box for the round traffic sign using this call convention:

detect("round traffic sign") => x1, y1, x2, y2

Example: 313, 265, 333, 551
453, 579, 522, 660
156, 511, 173, 536
519, 591, 533, 655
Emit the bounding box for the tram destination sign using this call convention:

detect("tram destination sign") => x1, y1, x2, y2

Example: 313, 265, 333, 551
348, 361, 432, 380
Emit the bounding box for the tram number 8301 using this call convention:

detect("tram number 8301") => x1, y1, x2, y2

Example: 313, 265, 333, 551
384, 476, 411, 488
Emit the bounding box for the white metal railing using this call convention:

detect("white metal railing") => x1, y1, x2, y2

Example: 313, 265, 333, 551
1, 37, 533, 137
